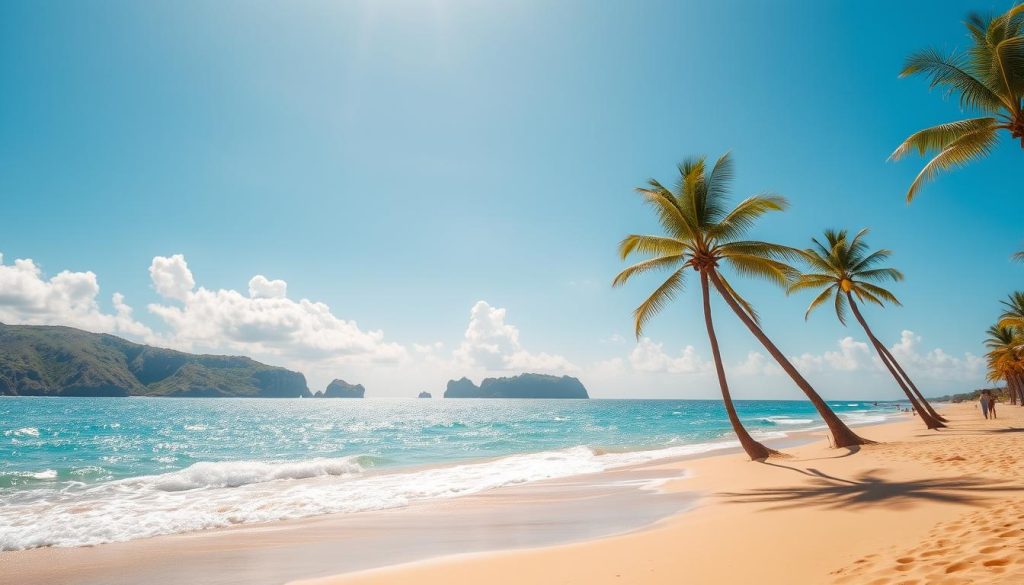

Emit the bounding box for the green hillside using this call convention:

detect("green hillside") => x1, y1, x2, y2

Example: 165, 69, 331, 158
0, 323, 310, 397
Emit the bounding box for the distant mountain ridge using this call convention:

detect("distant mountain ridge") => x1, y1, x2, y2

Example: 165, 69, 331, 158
0, 323, 310, 397
443, 373, 589, 399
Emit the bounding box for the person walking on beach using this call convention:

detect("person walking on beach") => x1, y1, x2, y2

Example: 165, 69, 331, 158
980, 390, 991, 419
989, 393, 997, 419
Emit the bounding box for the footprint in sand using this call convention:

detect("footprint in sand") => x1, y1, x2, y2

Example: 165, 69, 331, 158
983, 558, 1010, 567
945, 560, 971, 573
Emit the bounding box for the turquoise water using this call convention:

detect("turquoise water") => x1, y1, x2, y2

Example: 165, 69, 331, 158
0, 397, 899, 550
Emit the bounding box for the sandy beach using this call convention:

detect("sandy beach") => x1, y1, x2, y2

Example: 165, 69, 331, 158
294, 403, 1024, 585
4, 402, 1022, 585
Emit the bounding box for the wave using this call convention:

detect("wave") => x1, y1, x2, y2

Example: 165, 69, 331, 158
841, 413, 888, 424
144, 456, 372, 492
759, 416, 815, 426
0, 441, 741, 551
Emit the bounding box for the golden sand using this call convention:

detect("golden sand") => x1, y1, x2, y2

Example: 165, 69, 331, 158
295, 403, 1024, 585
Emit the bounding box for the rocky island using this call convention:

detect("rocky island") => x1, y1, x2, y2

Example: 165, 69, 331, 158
0, 323, 310, 398
418, 391, 432, 398
314, 379, 365, 398
442, 373, 589, 399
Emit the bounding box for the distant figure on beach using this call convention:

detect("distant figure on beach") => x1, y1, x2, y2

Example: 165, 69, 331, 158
989, 393, 997, 419
980, 390, 991, 419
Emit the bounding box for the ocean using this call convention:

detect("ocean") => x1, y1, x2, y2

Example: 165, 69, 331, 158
0, 397, 901, 551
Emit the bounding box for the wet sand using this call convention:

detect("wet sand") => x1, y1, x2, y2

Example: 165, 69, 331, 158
5, 459, 697, 585
297, 403, 1024, 585
10, 404, 1023, 585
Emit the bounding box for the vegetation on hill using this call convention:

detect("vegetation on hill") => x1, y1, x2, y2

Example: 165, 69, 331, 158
443, 374, 588, 398
0, 323, 310, 397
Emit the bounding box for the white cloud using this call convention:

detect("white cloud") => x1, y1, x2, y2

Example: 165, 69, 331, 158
887, 330, 984, 382
452, 300, 577, 373
149, 254, 195, 301
784, 331, 982, 387
792, 336, 873, 373
628, 338, 711, 374
0, 251, 989, 398
734, 351, 782, 376
0, 253, 152, 338
248, 275, 287, 299
146, 255, 406, 365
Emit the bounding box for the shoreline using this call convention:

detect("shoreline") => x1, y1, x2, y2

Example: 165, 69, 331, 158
291, 403, 1024, 585
3, 409, 914, 585
0, 400, 899, 552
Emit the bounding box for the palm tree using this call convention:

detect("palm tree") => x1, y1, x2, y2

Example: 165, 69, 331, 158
614, 153, 870, 456
998, 291, 1024, 331
985, 325, 1024, 405
789, 229, 946, 429
889, 5, 1024, 201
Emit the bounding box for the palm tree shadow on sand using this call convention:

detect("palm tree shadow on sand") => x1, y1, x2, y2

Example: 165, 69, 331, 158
719, 466, 1022, 512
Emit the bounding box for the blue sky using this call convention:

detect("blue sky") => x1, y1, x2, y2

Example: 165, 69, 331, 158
1, 0, 1020, 398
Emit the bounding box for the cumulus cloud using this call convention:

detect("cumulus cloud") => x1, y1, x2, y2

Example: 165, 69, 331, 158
628, 338, 711, 374
146, 255, 406, 364
785, 331, 983, 385
0, 253, 152, 338
734, 351, 781, 376
453, 300, 577, 373
149, 254, 195, 301
887, 330, 984, 382
792, 337, 873, 373
248, 275, 287, 299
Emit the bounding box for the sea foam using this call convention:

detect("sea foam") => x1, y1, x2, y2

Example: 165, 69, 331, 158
0, 441, 738, 551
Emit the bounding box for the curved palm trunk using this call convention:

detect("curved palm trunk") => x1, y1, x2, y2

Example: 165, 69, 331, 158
846, 294, 945, 430
1011, 373, 1024, 406
707, 270, 872, 448
700, 271, 775, 460
874, 342, 947, 422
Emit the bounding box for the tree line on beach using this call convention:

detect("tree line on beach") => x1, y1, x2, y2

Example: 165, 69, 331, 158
614, 5, 1024, 460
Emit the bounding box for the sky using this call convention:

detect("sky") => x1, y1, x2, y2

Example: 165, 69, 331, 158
0, 0, 1021, 399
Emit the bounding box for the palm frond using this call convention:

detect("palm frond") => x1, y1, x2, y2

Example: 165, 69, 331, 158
850, 249, 894, 272
636, 182, 697, 242
713, 274, 760, 326
709, 195, 789, 241
613, 254, 687, 288
993, 35, 1024, 97
618, 234, 687, 260
834, 290, 850, 326
704, 152, 735, 217
632, 269, 686, 338
722, 254, 796, 288
889, 117, 1001, 160
900, 49, 1007, 112
799, 248, 837, 273
856, 267, 904, 282
787, 273, 837, 294
854, 282, 902, 306
904, 125, 1000, 202
853, 287, 886, 307
718, 239, 802, 261
804, 286, 836, 321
